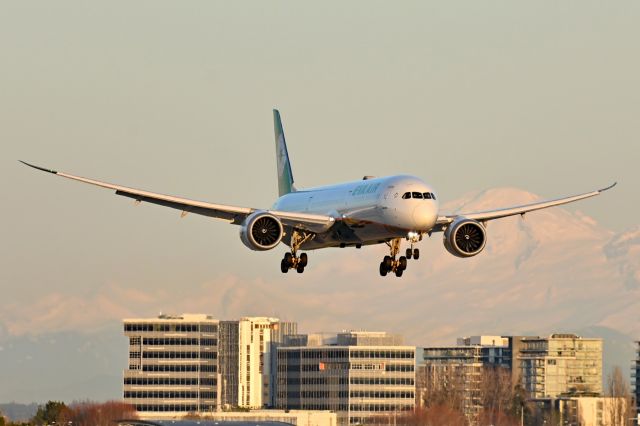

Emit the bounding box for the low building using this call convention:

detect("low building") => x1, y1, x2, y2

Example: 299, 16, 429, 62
556, 396, 628, 426
276, 331, 415, 426
123, 314, 220, 414
118, 409, 337, 426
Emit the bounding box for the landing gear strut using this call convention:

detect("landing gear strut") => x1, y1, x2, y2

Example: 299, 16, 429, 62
280, 230, 313, 274
379, 238, 408, 278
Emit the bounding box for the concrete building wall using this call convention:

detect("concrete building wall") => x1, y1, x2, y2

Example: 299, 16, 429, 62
519, 334, 602, 399
276, 336, 415, 426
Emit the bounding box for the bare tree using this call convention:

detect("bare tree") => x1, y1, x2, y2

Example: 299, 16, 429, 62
606, 365, 632, 426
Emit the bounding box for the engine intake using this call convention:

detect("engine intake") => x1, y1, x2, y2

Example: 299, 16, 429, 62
443, 218, 487, 258
240, 211, 284, 251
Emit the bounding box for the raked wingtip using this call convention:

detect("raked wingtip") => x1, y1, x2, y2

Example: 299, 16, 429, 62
599, 182, 617, 192
19, 160, 58, 174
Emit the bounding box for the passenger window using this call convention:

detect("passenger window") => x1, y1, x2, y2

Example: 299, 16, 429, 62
431, 193, 436, 200
423, 192, 432, 199
412, 192, 423, 199
402, 192, 411, 199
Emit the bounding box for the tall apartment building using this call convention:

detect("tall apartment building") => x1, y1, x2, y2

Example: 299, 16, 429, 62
519, 334, 602, 400
417, 336, 513, 425
237, 317, 297, 408
123, 314, 219, 414
276, 331, 415, 426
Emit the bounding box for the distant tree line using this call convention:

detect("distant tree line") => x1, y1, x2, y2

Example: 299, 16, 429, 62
0, 400, 137, 426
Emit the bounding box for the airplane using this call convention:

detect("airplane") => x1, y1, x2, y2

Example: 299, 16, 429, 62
21, 109, 616, 277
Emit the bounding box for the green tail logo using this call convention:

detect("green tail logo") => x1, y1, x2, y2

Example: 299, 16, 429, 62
274, 109, 296, 197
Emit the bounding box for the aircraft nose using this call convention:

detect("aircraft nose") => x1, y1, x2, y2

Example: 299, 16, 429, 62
413, 203, 437, 230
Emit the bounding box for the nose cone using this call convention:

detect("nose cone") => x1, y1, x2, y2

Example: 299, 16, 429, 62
413, 203, 438, 230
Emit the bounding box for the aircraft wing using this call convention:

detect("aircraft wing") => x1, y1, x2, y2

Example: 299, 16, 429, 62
435, 183, 616, 227
20, 161, 335, 233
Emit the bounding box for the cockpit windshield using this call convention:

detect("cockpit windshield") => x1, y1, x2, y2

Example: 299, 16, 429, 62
402, 191, 436, 200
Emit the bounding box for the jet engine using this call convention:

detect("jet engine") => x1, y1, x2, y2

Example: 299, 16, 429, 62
240, 211, 284, 251
443, 218, 487, 258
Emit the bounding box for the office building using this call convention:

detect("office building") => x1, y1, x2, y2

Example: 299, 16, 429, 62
123, 314, 220, 414
276, 331, 415, 426
519, 334, 602, 399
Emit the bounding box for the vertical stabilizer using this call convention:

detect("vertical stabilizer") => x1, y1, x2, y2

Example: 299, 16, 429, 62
273, 109, 296, 197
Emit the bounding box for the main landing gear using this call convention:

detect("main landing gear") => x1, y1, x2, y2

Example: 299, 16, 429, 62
379, 236, 421, 278
280, 230, 313, 274
379, 238, 407, 277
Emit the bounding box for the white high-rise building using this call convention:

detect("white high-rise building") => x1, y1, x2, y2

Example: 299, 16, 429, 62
238, 317, 296, 408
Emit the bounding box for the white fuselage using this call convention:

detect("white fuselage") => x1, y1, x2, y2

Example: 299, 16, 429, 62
272, 175, 439, 249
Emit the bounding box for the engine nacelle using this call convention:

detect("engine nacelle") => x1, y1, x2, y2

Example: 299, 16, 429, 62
443, 218, 487, 258
240, 211, 284, 251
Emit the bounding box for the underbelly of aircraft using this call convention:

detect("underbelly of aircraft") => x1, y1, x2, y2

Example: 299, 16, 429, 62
283, 221, 409, 250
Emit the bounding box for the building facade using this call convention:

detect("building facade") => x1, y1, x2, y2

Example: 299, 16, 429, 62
219, 320, 239, 408
634, 341, 640, 418
519, 334, 602, 399
237, 317, 297, 408
123, 314, 220, 414
417, 336, 513, 425
276, 331, 415, 426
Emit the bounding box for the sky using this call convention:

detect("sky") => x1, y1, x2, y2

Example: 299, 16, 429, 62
0, 0, 639, 402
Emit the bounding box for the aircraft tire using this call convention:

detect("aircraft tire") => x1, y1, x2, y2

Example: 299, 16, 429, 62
296, 264, 305, 273
413, 248, 420, 259
284, 252, 294, 266
379, 262, 388, 277
395, 268, 403, 277
383, 256, 392, 271
406, 248, 412, 259
300, 253, 308, 267
280, 259, 289, 273
399, 256, 408, 270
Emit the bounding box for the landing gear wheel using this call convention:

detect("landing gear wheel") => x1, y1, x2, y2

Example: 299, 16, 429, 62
395, 268, 403, 277
383, 256, 392, 271
399, 256, 408, 271
379, 262, 388, 277
284, 252, 294, 266
299, 253, 308, 267
413, 248, 420, 259
296, 264, 305, 273
406, 248, 412, 259
280, 259, 289, 273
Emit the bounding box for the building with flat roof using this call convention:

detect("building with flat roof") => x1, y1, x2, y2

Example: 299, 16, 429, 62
417, 335, 514, 425
276, 331, 415, 426
123, 314, 220, 414
519, 334, 602, 399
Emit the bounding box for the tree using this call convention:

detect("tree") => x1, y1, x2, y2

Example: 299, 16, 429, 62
32, 401, 69, 425
606, 365, 633, 426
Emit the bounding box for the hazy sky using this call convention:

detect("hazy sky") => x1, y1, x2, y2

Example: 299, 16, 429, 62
1, 1, 639, 336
